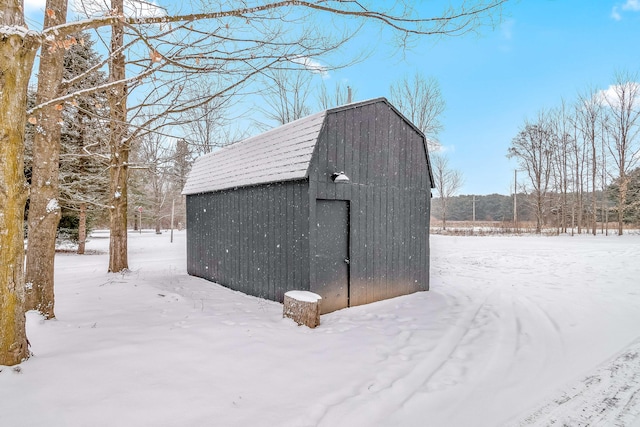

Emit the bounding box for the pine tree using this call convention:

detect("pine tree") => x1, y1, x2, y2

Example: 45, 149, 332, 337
608, 167, 640, 225
58, 33, 110, 254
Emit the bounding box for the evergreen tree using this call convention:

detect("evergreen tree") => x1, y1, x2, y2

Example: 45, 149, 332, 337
58, 33, 110, 254
169, 138, 192, 228
608, 167, 640, 225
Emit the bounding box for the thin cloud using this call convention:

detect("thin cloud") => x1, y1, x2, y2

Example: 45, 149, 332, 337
611, 0, 640, 20
495, 18, 515, 53
595, 82, 640, 108
434, 144, 455, 154
291, 56, 330, 79
123, 0, 166, 19
623, 0, 640, 11
611, 6, 622, 20
500, 19, 515, 41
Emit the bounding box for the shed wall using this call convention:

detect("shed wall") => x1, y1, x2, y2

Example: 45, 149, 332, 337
309, 101, 431, 307
186, 180, 310, 302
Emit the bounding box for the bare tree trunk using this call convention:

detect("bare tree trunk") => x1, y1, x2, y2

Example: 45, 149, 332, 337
605, 198, 609, 236
563, 132, 569, 233
0, 0, 39, 366
535, 191, 543, 233
24, 0, 68, 318
591, 136, 597, 236
77, 202, 87, 255
617, 177, 628, 236
508, 115, 554, 235
601, 129, 608, 236
108, 0, 130, 272
442, 199, 447, 230
575, 141, 583, 234
432, 154, 462, 231
577, 180, 583, 234
571, 195, 575, 236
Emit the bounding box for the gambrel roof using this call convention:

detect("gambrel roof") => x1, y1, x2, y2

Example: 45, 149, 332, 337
182, 110, 326, 195
182, 98, 432, 195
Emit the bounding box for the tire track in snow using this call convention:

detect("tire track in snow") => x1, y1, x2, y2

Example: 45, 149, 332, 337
513, 294, 566, 375
402, 289, 565, 426
311, 289, 498, 427
443, 291, 521, 392
507, 338, 640, 426
312, 286, 571, 427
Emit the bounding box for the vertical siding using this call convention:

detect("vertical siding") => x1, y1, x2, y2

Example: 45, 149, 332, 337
186, 180, 310, 302
186, 99, 431, 310
309, 101, 432, 307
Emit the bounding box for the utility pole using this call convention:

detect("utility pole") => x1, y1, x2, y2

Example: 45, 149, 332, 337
472, 195, 476, 222
170, 198, 175, 243
472, 195, 476, 233
513, 170, 518, 231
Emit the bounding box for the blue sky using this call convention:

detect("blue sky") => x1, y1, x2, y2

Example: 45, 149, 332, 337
325, 0, 640, 195
23, 0, 640, 195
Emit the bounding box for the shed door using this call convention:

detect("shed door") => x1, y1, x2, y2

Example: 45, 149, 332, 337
315, 200, 350, 314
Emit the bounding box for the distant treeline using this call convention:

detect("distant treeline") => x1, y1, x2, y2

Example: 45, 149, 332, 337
431, 191, 622, 224
431, 194, 524, 222
432, 166, 640, 228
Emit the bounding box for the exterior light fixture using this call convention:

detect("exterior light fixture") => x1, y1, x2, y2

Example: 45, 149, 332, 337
331, 172, 350, 183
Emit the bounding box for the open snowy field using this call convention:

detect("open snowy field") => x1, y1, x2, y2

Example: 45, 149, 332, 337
1, 231, 640, 426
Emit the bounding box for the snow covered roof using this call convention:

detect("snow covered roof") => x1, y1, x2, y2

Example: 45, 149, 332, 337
182, 110, 326, 195
182, 97, 432, 195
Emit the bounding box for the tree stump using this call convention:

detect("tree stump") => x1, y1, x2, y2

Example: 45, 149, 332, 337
283, 291, 322, 328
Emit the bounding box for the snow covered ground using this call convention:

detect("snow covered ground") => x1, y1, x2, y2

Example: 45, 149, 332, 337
1, 231, 640, 426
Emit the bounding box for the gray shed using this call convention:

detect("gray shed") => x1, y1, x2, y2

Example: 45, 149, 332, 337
182, 98, 434, 313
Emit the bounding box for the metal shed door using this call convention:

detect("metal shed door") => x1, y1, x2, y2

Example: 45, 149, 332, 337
315, 200, 350, 314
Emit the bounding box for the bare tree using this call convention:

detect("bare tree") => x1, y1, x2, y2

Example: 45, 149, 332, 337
23, 0, 69, 319
601, 117, 612, 234
501, 75, 637, 236
259, 67, 314, 126
571, 112, 588, 234
575, 87, 604, 235
389, 73, 446, 152
131, 132, 173, 233
508, 112, 556, 233
181, 79, 242, 156
106, 0, 130, 272
602, 71, 640, 235
316, 80, 356, 110
432, 154, 463, 230
548, 102, 573, 233
0, 0, 41, 366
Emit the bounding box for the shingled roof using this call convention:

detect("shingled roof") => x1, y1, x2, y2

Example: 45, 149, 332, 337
182, 97, 433, 195
182, 110, 326, 195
